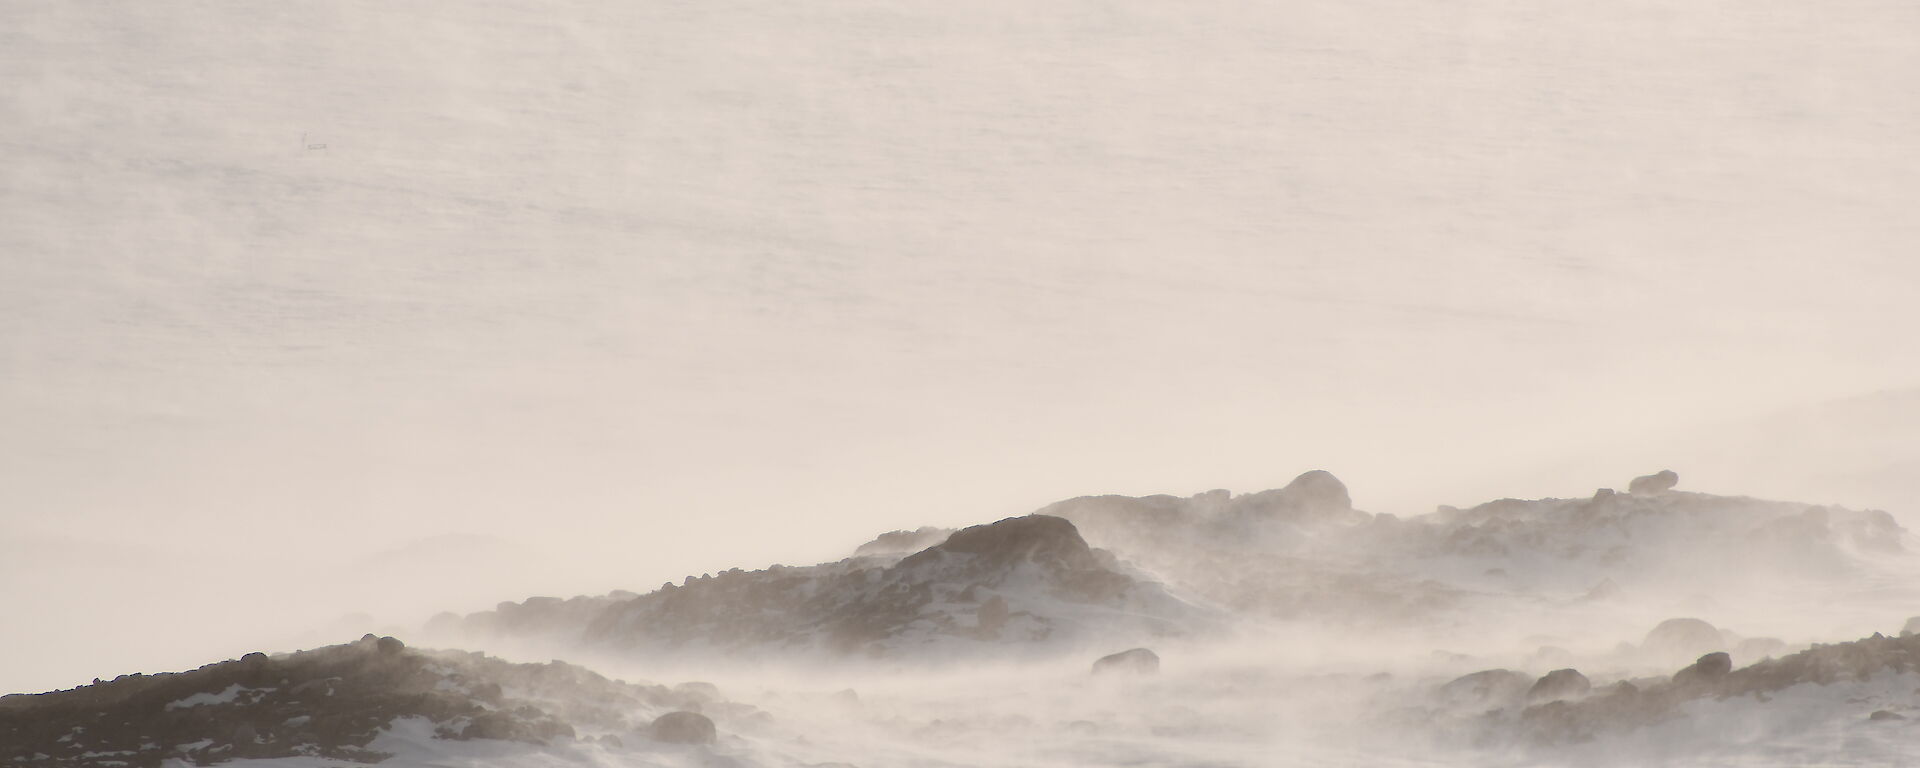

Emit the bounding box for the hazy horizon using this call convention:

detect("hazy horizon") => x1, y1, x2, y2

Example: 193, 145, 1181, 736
6, 0, 1920, 707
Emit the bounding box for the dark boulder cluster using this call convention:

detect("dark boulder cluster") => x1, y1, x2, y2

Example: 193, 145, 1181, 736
0, 636, 728, 767
1507, 630, 1920, 746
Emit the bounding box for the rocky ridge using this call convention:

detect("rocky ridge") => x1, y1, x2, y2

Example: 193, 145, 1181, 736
0, 635, 737, 767
440, 514, 1205, 659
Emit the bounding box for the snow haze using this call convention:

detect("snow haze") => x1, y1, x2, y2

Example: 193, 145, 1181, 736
4, 1, 1919, 751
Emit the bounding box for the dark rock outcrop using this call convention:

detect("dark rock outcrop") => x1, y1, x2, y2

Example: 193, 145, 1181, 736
1628, 470, 1679, 495
648, 711, 717, 745
1508, 632, 1920, 746
1091, 648, 1160, 676
492, 514, 1203, 658
853, 527, 955, 558
1671, 651, 1732, 688
901, 515, 1099, 573
1526, 668, 1591, 704
0, 638, 706, 767
1439, 669, 1532, 708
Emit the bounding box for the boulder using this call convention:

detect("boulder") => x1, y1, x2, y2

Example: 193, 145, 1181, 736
1439, 669, 1532, 707
1526, 668, 1592, 704
1869, 710, 1907, 721
1672, 651, 1733, 687
1628, 470, 1679, 495
1279, 470, 1352, 511
1643, 618, 1723, 662
649, 711, 717, 745
917, 515, 1097, 571
1092, 648, 1160, 676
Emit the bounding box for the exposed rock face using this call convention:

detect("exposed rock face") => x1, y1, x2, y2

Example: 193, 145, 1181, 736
1502, 632, 1920, 747
1643, 618, 1724, 662
900, 515, 1099, 573
0, 638, 724, 767
1628, 470, 1679, 495
853, 527, 955, 559
1671, 651, 1733, 687
1526, 668, 1591, 704
435, 474, 1907, 661
1439, 669, 1532, 708
648, 711, 717, 745
975, 595, 1011, 637
1275, 469, 1354, 513
437, 514, 1203, 659
1091, 648, 1160, 676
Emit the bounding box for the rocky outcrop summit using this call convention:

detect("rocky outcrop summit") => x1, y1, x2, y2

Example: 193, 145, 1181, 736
1629, 470, 1680, 495
853, 526, 954, 558
440, 515, 1203, 659
433, 471, 1913, 658
0, 636, 735, 767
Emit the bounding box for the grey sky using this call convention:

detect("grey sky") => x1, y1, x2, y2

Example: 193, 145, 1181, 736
4, 0, 1918, 693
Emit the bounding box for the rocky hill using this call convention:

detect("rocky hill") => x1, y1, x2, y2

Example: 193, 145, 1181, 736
1044, 470, 1911, 627
437, 514, 1207, 660
431, 471, 1914, 659
0, 635, 739, 767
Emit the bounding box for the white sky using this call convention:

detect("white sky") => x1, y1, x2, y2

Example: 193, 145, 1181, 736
3, 0, 1918, 693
